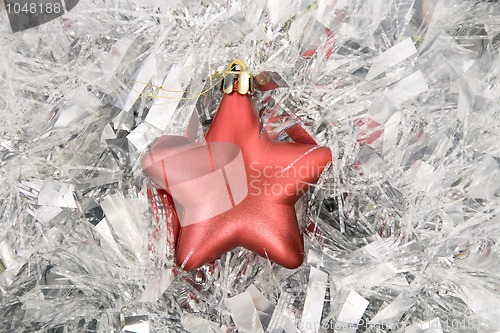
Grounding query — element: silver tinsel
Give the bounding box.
[1,0,500,332]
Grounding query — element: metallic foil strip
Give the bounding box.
[300,267,329,333]
[267,292,296,333]
[227,289,265,333]
[335,290,369,333]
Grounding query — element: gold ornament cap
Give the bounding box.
[221,59,254,95]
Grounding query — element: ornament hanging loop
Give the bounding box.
[222,59,254,95]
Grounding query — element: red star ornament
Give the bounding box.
[142,64,332,271]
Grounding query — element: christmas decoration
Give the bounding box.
[1,0,500,332]
[142,60,332,270]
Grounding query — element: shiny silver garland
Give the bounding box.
[1,0,499,332]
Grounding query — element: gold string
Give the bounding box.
[126,72,225,102]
